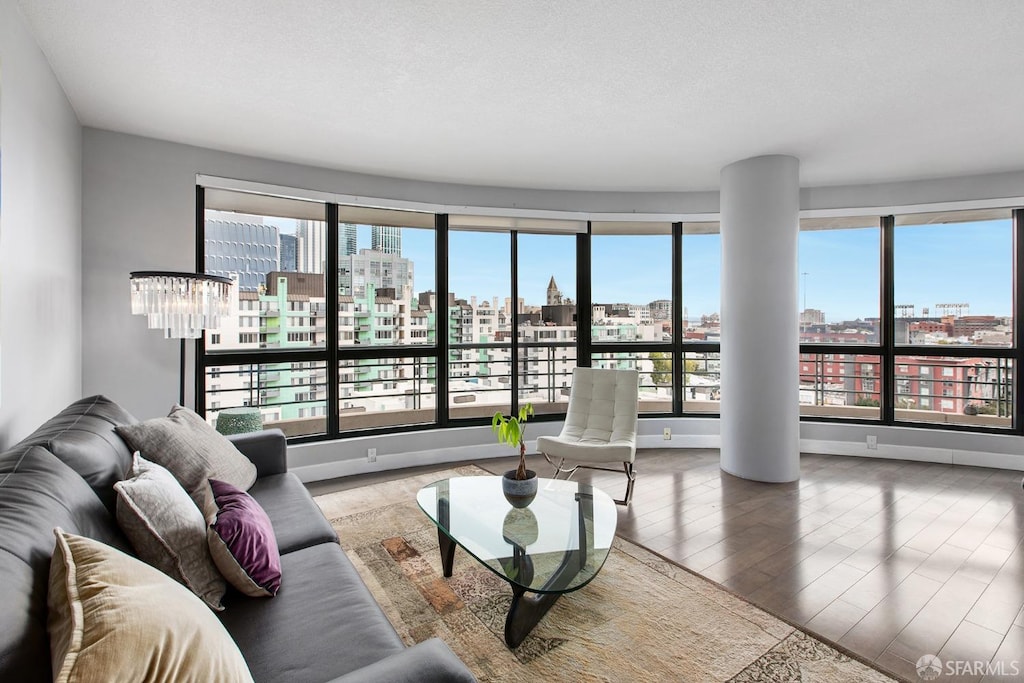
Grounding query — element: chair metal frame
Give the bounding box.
[541,453,636,506]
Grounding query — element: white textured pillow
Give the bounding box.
[48,528,253,683]
[114,454,226,610]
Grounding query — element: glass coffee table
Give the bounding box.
[417,476,617,648]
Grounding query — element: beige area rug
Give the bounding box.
[315,466,896,682]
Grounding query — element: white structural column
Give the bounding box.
[720,155,801,482]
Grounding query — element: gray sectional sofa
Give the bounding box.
[0,395,475,682]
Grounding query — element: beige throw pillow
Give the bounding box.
[115,405,257,508]
[47,528,253,683]
[114,454,226,610]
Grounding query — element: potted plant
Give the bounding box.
[492,403,537,507]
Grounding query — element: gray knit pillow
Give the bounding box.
[116,406,257,509]
[114,454,227,611]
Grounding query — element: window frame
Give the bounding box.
[197,185,1023,441]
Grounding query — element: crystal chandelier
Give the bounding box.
[129,271,233,339]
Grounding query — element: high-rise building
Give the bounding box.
[339,223,357,256]
[204,217,279,291]
[371,226,402,255]
[338,249,414,298]
[296,219,325,273]
[279,233,298,272]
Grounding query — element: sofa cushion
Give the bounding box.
[48,529,253,683]
[116,405,257,509]
[208,479,282,597]
[14,395,138,513]
[114,455,226,610]
[246,473,338,554]
[0,446,129,683]
[218,543,403,683]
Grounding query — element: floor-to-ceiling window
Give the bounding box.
[591,222,673,413]
[446,215,583,421]
[335,206,437,432]
[201,189,330,437]
[798,216,883,421]
[681,222,722,414]
[517,232,578,416]
[892,208,1014,428]
[446,224,512,418]
[199,184,1023,442]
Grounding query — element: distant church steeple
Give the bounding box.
[546,276,562,305]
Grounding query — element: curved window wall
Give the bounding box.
[198,186,1023,441]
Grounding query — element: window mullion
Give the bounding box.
[672,222,683,416]
[436,214,450,426]
[1014,208,1023,433]
[511,230,519,415]
[326,203,340,438]
[881,215,895,424]
[576,226,592,367]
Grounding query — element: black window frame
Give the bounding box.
[196,185,1024,441]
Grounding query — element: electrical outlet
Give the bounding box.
[367,447,377,463]
[866,435,877,450]
[663,427,671,440]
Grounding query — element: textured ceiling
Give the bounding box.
[17,1,1024,192]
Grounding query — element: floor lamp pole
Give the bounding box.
[179,338,187,407]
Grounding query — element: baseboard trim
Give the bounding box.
[800,438,1024,471]
[637,434,720,449]
[291,441,533,483]
[291,436,1024,483]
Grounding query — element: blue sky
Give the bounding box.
[273,219,1014,323]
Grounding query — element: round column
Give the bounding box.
[720,155,801,482]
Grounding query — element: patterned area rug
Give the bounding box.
[314,466,896,682]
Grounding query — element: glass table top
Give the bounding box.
[417,476,618,594]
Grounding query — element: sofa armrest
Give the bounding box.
[226,429,287,477]
[323,639,476,683]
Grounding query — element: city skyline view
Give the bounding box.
[204,200,1015,440]
[260,216,1013,323]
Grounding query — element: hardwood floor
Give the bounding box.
[307,450,1024,682]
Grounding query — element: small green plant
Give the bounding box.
[492,403,534,480]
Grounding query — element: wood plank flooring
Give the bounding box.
[307,450,1024,682]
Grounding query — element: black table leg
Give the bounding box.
[505,585,561,649]
[438,529,456,578]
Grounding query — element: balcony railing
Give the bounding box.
[799,353,882,420]
[893,355,1013,428]
[338,357,437,430]
[591,350,676,413]
[204,346,1016,440]
[205,362,330,438]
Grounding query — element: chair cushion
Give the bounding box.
[246,473,338,554]
[48,529,253,683]
[537,434,635,464]
[218,543,403,683]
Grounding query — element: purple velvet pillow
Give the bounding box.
[206,479,282,597]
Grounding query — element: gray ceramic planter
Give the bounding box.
[502,469,538,508]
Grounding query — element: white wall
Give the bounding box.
[0,1,82,448]
[81,128,1024,476]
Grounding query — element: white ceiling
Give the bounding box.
[17,1,1024,192]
